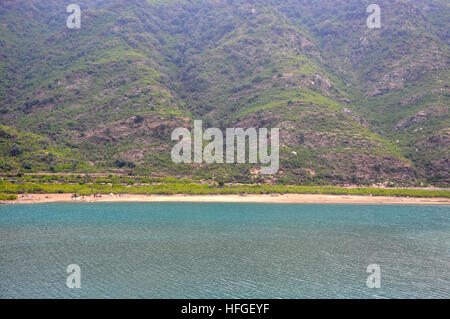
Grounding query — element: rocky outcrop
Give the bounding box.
[395,106,449,131]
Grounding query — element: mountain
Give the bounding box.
[0,124,89,172]
[0,0,448,186]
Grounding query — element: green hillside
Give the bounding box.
[0,0,448,186]
[0,124,89,172]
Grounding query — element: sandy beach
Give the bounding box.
[2,193,449,205]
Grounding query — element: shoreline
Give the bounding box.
[2,193,450,205]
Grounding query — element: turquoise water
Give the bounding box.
[0,202,449,299]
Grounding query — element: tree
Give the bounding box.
[23,162,32,170]
[10,144,22,156]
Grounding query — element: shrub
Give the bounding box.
[10,144,22,156]
[0,193,18,200]
[134,115,144,123]
[23,162,32,170]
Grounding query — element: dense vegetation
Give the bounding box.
[1,181,448,199]
[0,125,90,172]
[0,193,17,200]
[0,175,448,199]
[0,0,448,186]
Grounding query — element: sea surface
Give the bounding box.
[0,202,449,298]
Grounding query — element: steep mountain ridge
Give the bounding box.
[0,0,448,186]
